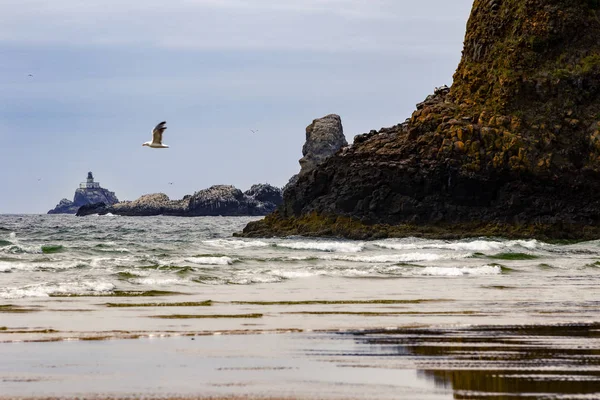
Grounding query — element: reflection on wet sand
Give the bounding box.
[341,323,600,399]
[1,324,599,399]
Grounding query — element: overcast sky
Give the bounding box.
[0,0,474,214]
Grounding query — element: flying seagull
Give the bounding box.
[28,74,33,77]
[250,129,258,134]
[143,121,169,148]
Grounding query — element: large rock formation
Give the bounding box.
[284,114,348,192]
[48,172,119,214]
[77,184,282,217]
[240,0,600,240]
[299,114,347,175]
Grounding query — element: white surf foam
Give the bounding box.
[129,277,186,286]
[202,239,270,249]
[0,244,42,255]
[228,275,284,285]
[413,264,502,277]
[0,281,115,299]
[97,247,130,253]
[269,269,326,279]
[276,241,364,253]
[0,261,16,273]
[374,239,543,252]
[322,252,472,263]
[185,256,235,265]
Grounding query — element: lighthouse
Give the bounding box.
[80,171,101,189]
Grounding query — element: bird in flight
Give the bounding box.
[250,129,258,134]
[28,74,33,77]
[168,182,174,185]
[143,121,169,148]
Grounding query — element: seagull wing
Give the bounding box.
[152,121,167,145]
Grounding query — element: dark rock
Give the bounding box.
[76,202,108,216]
[48,172,118,214]
[244,184,283,207]
[77,184,283,217]
[239,0,600,241]
[299,114,348,175]
[48,199,78,214]
[283,114,348,193]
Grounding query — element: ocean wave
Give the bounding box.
[276,241,365,253]
[373,238,543,252]
[0,280,115,299]
[411,265,503,277]
[227,275,284,285]
[0,244,42,255]
[0,261,15,273]
[94,244,130,253]
[41,245,65,254]
[322,252,471,263]
[129,277,187,286]
[184,256,236,265]
[202,239,270,249]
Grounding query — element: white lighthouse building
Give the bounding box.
[80,171,101,189]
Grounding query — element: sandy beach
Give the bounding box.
[2,323,600,400]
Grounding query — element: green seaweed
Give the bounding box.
[114,271,143,279]
[151,313,263,319]
[0,305,40,313]
[469,252,487,258]
[49,290,185,297]
[584,261,600,268]
[106,300,213,308]
[285,311,478,316]
[41,245,64,254]
[488,253,539,260]
[1,329,58,334]
[537,263,555,270]
[229,299,448,306]
[481,285,514,290]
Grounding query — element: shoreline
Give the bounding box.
[237,212,600,241]
[2,323,599,400]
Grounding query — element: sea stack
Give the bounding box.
[48,172,119,214]
[240,0,600,240]
[76,184,283,217]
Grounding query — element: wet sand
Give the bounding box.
[1,323,599,400]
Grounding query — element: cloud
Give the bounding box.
[0,0,472,52]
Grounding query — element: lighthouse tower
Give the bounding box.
[80,172,100,189]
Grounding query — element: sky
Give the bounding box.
[0,0,474,214]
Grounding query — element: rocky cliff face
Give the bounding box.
[240,0,600,240]
[284,114,348,192]
[48,176,119,214]
[77,184,282,217]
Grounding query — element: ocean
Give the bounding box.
[1,214,599,399]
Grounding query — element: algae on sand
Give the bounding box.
[151,313,263,319]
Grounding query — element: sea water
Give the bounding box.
[1,214,600,399]
[1,213,599,337]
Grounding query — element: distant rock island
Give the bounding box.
[48,172,119,214]
[240,0,600,241]
[76,184,282,217]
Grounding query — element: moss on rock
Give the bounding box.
[240,0,600,241]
